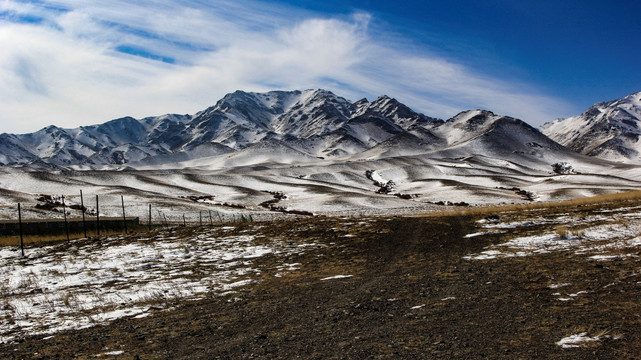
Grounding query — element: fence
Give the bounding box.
[2,191,265,257]
[0,217,140,237]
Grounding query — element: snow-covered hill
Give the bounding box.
[432,110,571,163]
[541,91,641,163]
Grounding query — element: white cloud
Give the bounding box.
[0,0,572,134]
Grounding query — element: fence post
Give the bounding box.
[62,195,70,241]
[121,195,127,234]
[18,203,24,257]
[209,210,213,226]
[96,195,100,237]
[148,204,152,232]
[80,190,87,238]
[199,211,202,227]
[183,214,186,227]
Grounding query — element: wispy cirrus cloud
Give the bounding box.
[0,0,572,133]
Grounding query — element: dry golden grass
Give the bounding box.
[555,225,570,239]
[419,190,641,218]
[0,229,133,246]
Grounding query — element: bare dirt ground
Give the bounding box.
[2,199,641,359]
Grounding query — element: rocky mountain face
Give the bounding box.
[0,89,599,168]
[0,114,193,166]
[541,91,641,163]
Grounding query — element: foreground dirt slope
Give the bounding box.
[3,204,641,359]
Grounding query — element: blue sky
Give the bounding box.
[0,0,639,133]
[329,0,641,102]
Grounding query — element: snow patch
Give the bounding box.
[548,283,571,289]
[556,332,603,348]
[321,275,353,281]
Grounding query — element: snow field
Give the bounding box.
[0,227,321,343]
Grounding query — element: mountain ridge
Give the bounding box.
[0,89,444,167]
[2,89,635,168]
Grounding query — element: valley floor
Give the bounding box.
[2,196,641,359]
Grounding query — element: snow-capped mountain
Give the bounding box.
[0,89,604,169]
[0,89,444,167]
[541,91,641,163]
[0,114,193,165]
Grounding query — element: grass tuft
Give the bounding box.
[556,226,569,239]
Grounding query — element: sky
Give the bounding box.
[1,0,639,134]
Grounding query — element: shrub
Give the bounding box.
[552,162,575,175]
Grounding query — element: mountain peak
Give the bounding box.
[541,90,641,163]
[307,88,336,96]
[451,109,496,118]
[446,110,499,128]
[374,94,392,101]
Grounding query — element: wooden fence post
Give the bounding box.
[209,210,213,226]
[80,190,87,238]
[121,195,127,234]
[62,195,70,241]
[183,214,186,227]
[148,204,152,232]
[18,203,24,257]
[96,195,100,237]
[199,211,202,226]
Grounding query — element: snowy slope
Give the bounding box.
[178,89,354,151]
[355,132,444,160]
[0,133,38,164]
[194,140,322,170]
[541,91,641,163]
[353,95,441,130]
[427,110,612,177]
[270,89,355,137]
